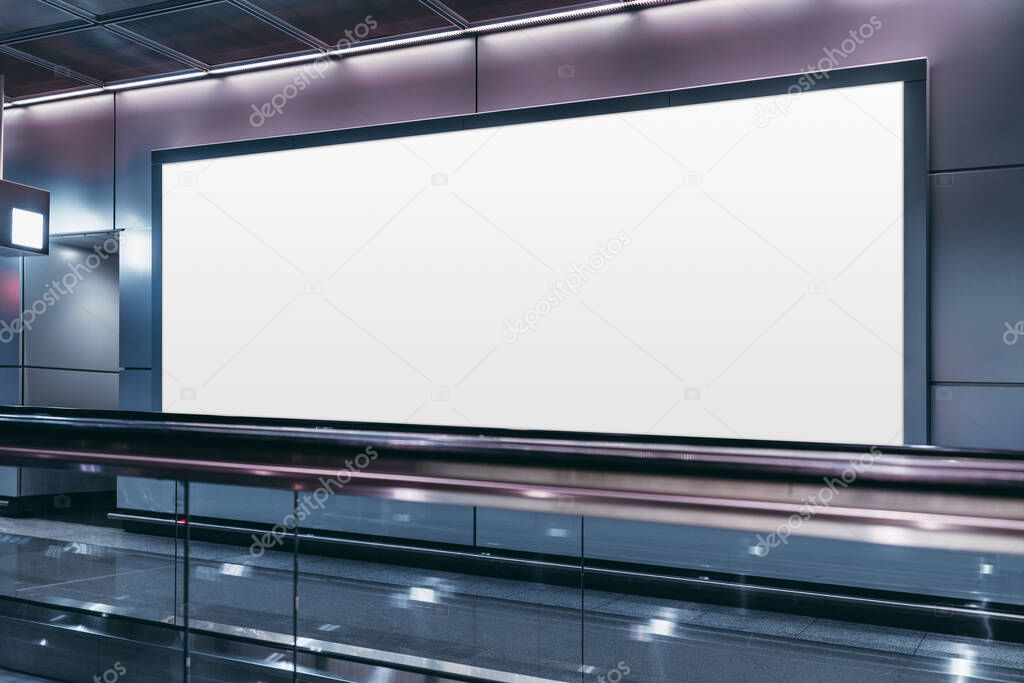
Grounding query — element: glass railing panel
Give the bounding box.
[581,506,1024,682]
[0,471,185,682]
[295,483,585,682]
[184,482,297,682]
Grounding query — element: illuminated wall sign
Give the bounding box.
[0,179,50,256]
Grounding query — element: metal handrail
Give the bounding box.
[0,407,1022,553]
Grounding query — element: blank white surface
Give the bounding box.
[11,208,45,250]
[162,81,905,444]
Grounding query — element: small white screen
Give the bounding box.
[11,208,44,250]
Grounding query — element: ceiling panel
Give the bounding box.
[120,2,310,66]
[14,27,194,82]
[0,52,90,98]
[442,0,589,23]
[0,0,86,37]
[247,0,454,46]
[58,0,197,19]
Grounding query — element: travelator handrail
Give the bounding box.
[0,407,1022,553]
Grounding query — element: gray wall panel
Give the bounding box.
[477,0,1024,172]
[477,509,581,556]
[0,258,21,368]
[0,366,19,406]
[115,39,476,231]
[3,95,114,233]
[0,365,18,495]
[23,239,120,373]
[0,468,16,497]
[19,469,113,496]
[23,368,118,409]
[310,497,474,546]
[119,229,152,369]
[120,369,154,411]
[931,384,1024,450]
[190,483,292,525]
[931,168,1024,383]
[117,476,177,514]
[585,517,1024,605]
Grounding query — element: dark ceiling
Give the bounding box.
[0,0,628,103]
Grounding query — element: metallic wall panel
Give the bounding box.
[0,468,16,497]
[0,367,19,496]
[476,0,1024,172]
[0,366,20,493]
[311,496,474,546]
[116,476,176,514]
[0,365,19,406]
[931,384,1024,450]
[189,483,292,526]
[115,39,476,230]
[0,250,22,368]
[23,367,118,409]
[119,229,152,369]
[18,468,114,496]
[931,167,1024,383]
[143,485,475,545]
[476,508,581,556]
[119,368,154,410]
[584,517,1023,604]
[3,95,115,234]
[23,238,120,373]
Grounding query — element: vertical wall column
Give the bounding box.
[0,74,21,498]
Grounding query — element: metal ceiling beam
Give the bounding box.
[417,0,470,29]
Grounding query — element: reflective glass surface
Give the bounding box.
[0,472,1021,681]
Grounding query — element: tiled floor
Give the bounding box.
[0,518,1022,682]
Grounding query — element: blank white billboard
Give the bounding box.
[162,81,904,444]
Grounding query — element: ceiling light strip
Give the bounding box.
[104,72,207,90]
[209,52,328,75]
[328,29,467,57]
[3,87,105,107]
[3,0,678,108]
